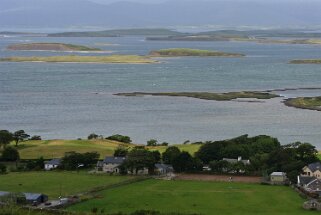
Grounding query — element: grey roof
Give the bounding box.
[23,193,47,201]
[298,175,316,185]
[271,172,286,176]
[307,162,321,172]
[0,191,10,197]
[45,158,61,165]
[155,163,173,170]
[222,158,250,164]
[103,156,126,164]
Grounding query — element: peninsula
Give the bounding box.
[284,97,321,111]
[7,43,101,52]
[0,55,158,64]
[115,91,279,101]
[289,59,321,64]
[149,48,245,57]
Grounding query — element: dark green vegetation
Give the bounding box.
[68,179,315,215]
[290,59,321,64]
[0,172,132,198]
[7,43,101,51]
[284,97,321,111]
[115,91,279,101]
[48,28,183,37]
[0,55,157,64]
[149,48,244,57]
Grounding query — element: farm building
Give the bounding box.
[222,156,250,165]
[44,159,61,170]
[270,172,287,184]
[155,163,174,175]
[23,193,48,205]
[297,175,321,197]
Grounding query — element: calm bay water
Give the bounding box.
[1,35,321,146]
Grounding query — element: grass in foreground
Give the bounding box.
[68,179,315,215]
[16,139,202,159]
[115,91,279,101]
[284,97,321,111]
[149,48,244,57]
[0,171,132,198]
[0,55,157,64]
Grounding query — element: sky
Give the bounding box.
[90,0,312,3]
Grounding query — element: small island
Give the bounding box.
[149,48,245,57]
[115,91,279,101]
[284,97,321,111]
[0,55,158,64]
[289,59,321,64]
[7,43,102,52]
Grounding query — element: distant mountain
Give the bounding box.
[1,0,321,28]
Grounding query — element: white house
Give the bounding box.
[302,162,321,179]
[44,159,61,171]
[97,156,126,174]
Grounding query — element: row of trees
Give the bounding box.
[0,130,41,148]
[88,133,132,144]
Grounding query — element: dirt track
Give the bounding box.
[175,174,262,183]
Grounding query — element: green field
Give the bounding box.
[149,48,245,57]
[68,179,315,215]
[284,97,321,111]
[0,172,132,198]
[0,55,157,64]
[15,139,201,159]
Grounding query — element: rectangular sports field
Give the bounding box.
[68,179,317,215]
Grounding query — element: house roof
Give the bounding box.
[0,191,10,197]
[298,175,316,185]
[307,162,321,172]
[155,163,173,170]
[23,193,47,201]
[222,158,250,164]
[103,156,126,164]
[45,158,61,166]
[271,172,286,176]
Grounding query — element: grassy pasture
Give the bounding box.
[0,171,132,198]
[68,179,316,215]
[16,140,202,159]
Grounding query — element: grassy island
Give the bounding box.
[7,43,101,52]
[115,91,279,101]
[284,97,321,111]
[149,48,245,57]
[0,55,158,64]
[290,59,321,64]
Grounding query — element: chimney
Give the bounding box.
[238,156,242,161]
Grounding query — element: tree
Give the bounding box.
[30,135,41,140]
[172,151,194,173]
[88,133,99,140]
[0,164,6,174]
[123,148,157,175]
[1,146,20,161]
[61,152,99,170]
[147,139,157,146]
[162,146,181,165]
[295,142,318,164]
[0,130,13,148]
[114,146,129,157]
[209,160,230,173]
[195,141,226,164]
[13,130,30,147]
[106,134,132,144]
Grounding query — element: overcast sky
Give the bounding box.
[90,0,313,3]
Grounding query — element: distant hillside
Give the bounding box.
[2,0,321,28]
[48,28,183,37]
